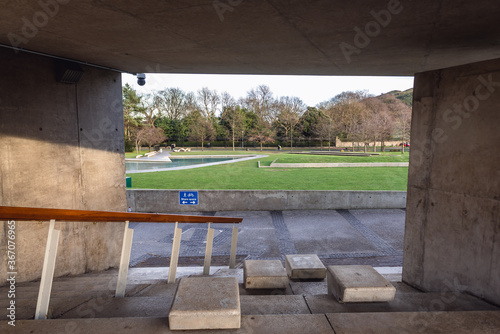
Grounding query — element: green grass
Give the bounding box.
[273,153,409,164]
[127,152,408,190]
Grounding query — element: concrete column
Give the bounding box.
[0,48,126,283]
[403,58,500,305]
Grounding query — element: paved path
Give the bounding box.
[129,209,405,268]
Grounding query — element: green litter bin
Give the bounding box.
[126,177,132,188]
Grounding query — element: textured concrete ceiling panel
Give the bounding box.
[1,0,499,75]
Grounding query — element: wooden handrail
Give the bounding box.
[0,206,242,224]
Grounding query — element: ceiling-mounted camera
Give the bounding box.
[137,73,146,86]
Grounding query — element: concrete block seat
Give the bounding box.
[168,276,240,330]
[244,260,288,289]
[327,265,396,303]
[285,254,327,280]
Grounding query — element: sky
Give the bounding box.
[122,73,414,107]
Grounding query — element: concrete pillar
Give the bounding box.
[0,48,126,283]
[404,58,500,305]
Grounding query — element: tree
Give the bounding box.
[122,84,145,147]
[141,92,164,127]
[187,110,215,151]
[329,91,370,151]
[379,94,411,153]
[221,102,245,151]
[244,85,275,151]
[197,87,220,120]
[138,126,166,152]
[273,96,306,151]
[158,87,189,120]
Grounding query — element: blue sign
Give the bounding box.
[179,191,199,205]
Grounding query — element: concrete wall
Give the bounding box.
[127,190,407,212]
[403,59,500,305]
[335,137,402,148]
[0,49,126,283]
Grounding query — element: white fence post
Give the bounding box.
[35,219,60,320]
[115,221,134,298]
[229,224,239,269]
[203,222,215,275]
[168,222,182,283]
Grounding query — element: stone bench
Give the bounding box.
[169,276,240,330]
[244,260,288,289]
[285,254,326,280]
[327,265,396,303]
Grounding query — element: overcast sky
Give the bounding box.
[122,73,414,107]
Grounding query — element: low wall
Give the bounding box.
[127,190,407,212]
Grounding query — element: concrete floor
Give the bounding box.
[2,266,499,333]
[130,209,405,268]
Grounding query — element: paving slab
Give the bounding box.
[327,311,500,334]
[240,295,310,315]
[0,314,335,334]
[286,254,326,279]
[169,276,240,330]
[244,260,288,289]
[305,292,499,314]
[60,296,172,319]
[289,280,327,295]
[327,265,396,303]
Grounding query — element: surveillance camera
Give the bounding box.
[137,73,146,86]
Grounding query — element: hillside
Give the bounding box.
[385,88,413,107]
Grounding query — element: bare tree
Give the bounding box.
[158,87,189,120]
[273,96,306,151]
[197,87,220,120]
[380,94,412,153]
[187,110,215,151]
[221,93,245,151]
[138,126,166,152]
[329,91,370,151]
[244,85,275,151]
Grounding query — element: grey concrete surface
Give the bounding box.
[244,260,287,289]
[129,209,406,268]
[1,2,499,76]
[169,277,240,330]
[327,265,396,303]
[404,58,500,306]
[306,292,499,314]
[1,314,337,334]
[285,254,326,279]
[127,190,407,212]
[0,48,126,284]
[327,311,500,334]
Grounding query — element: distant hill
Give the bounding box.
[385,88,413,107]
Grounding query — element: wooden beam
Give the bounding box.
[0,206,242,224]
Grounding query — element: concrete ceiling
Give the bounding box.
[1,0,500,76]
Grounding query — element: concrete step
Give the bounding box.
[59,296,171,319]
[327,265,396,303]
[56,293,310,319]
[306,292,499,314]
[169,277,241,330]
[4,311,500,334]
[326,311,500,334]
[1,314,335,334]
[240,295,310,315]
[1,285,151,320]
[0,283,149,301]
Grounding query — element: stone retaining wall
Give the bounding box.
[127,190,407,212]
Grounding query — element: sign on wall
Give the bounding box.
[179,191,199,205]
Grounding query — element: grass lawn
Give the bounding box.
[267,153,409,165]
[126,151,409,191]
